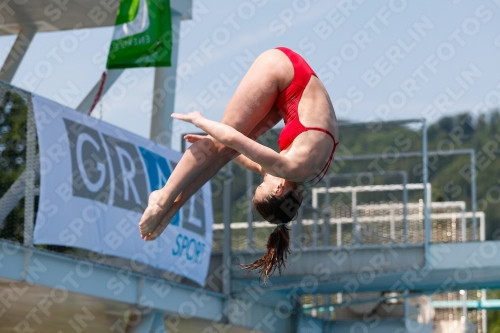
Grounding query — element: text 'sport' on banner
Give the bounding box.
[32,95,213,286]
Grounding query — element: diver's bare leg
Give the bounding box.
[139,50,290,236]
[144,108,282,240]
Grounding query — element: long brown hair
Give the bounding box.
[240,182,303,282]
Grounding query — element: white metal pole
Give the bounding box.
[149,13,181,147]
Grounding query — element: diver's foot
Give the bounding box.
[139,191,170,237]
[143,202,180,241]
[139,205,164,238]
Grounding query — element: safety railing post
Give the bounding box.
[461,204,466,242]
[422,119,430,265]
[294,204,303,248]
[390,208,395,241]
[480,213,485,242]
[312,190,318,248]
[352,190,359,245]
[323,178,330,247]
[402,172,408,243]
[471,151,477,241]
[246,170,253,249]
[222,162,232,297]
[323,181,330,320]
[336,218,342,247]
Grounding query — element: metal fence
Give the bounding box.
[212,196,484,252]
[0,82,35,247]
[205,122,480,256]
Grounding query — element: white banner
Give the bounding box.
[32,95,213,286]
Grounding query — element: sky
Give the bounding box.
[1,0,500,151]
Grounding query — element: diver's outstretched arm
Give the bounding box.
[184,134,265,174]
[173,112,296,178]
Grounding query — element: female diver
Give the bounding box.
[139,47,339,281]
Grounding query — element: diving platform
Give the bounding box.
[0,239,295,333]
[223,241,500,295]
[0,0,191,35]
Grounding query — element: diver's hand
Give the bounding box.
[171,111,203,126]
[183,134,206,143]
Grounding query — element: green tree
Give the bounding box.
[0,91,28,243]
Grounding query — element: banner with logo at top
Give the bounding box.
[106,0,172,69]
[32,95,213,286]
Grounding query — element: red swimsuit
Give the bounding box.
[275,47,339,186]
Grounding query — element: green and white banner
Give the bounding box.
[106,0,172,69]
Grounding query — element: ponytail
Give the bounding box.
[241,183,303,282]
[239,223,291,282]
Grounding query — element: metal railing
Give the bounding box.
[212,199,484,251]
